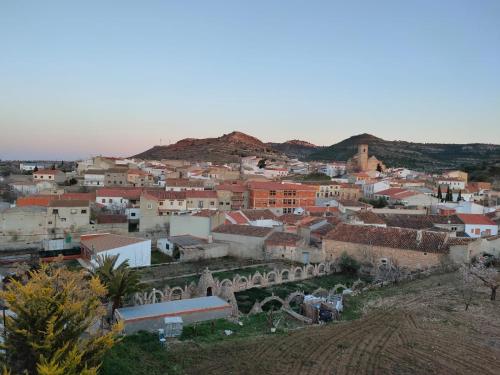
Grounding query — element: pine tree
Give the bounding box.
[457,190,462,202]
[446,186,452,202]
[0,263,121,375]
[437,185,442,201]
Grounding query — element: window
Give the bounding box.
[48,221,53,225]
[52,209,59,215]
[226,202,230,205]
[159,201,163,206]
[81,209,87,214]
[170,200,174,206]
[147,203,152,209]
[269,199,276,206]
[210,201,215,206]
[270,190,276,196]
[131,212,136,217]
[48,176,52,179]
[60,218,66,222]
[101,199,105,203]
[219,202,224,205]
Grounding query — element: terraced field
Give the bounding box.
[171,273,500,375]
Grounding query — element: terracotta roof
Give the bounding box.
[127,169,151,176]
[353,211,386,225]
[81,234,147,253]
[212,224,273,237]
[265,231,302,246]
[457,214,496,226]
[379,214,461,229]
[225,211,249,225]
[375,188,419,199]
[165,178,205,187]
[311,223,335,237]
[96,188,145,199]
[49,200,89,208]
[142,190,186,200]
[192,210,219,217]
[279,214,304,224]
[248,182,317,191]
[305,206,339,215]
[241,209,277,221]
[34,169,62,175]
[186,190,217,198]
[325,223,453,253]
[16,195,54,207]
[338,199,371,208]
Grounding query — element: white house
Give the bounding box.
[81,233,151,268]
[362,180,391,199]
[19,162,48,171]
[84,170,106,187]
[457,214,498,238]
[437,179,466,190]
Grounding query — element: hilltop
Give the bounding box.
[307,133,500,172]
[266,140,323,160]
[133,131,286,163]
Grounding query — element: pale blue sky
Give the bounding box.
[1,0,499,159]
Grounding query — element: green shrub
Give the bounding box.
[338,252,361,275]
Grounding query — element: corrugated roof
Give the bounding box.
[212,224,273,237]
[116,296,231,321]
[81,234,148,252]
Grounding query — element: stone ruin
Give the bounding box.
[133,262,336,316]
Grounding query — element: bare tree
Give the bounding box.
[470,262,500,301]
[457,264,477,311]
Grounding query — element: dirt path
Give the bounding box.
[173,273,500,375]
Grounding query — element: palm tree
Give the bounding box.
[91,255,141,318]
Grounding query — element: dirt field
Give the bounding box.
[172,272,500,375]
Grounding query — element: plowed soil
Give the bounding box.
[173,273,500,375]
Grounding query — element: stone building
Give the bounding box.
[346,144,385,173]
[323,223,462,270]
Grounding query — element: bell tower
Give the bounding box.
[357,144,369,171]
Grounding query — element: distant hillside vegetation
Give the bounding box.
[307,133,500,173]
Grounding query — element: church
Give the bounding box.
[346,144,385,172]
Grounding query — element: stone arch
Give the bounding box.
[260,295,286,309]
[266,271,277,283]
[306,264,315,277]
[318,263,326,274]
[220,279,233,287]
[294,267,303,279]
[280,269,290,281]
[252,273,263,286]
[151,289,165,304]
[170,287,184,300]
[285,291,305,306]
[237,275,249,287]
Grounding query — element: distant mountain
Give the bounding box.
[266,140,323,160]
[133,131,286,163]
[307,133,500,172]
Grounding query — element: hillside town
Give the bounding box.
[1,133,500,374]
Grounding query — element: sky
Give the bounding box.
[1,0,499,160]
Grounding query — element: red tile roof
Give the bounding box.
[457,214,496,226]
[265,232,302,247]
[33,169,61,175]
[142,190,186,200]
[248,182,317,191]
[225,211,249,225]
[16,195,54,207]
[185,190,217,198]
[241,209,277,221]
[192,210,219,217]
[96,188,145,199]
[325,223,453,253]
[212,224,273,237]
[375,188,419,199]
[49,200,89,208]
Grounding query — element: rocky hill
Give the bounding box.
[307,133,500,172]
[266,140,323,160]
[133,131,286,163]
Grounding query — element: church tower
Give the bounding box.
[357,144,369,171]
